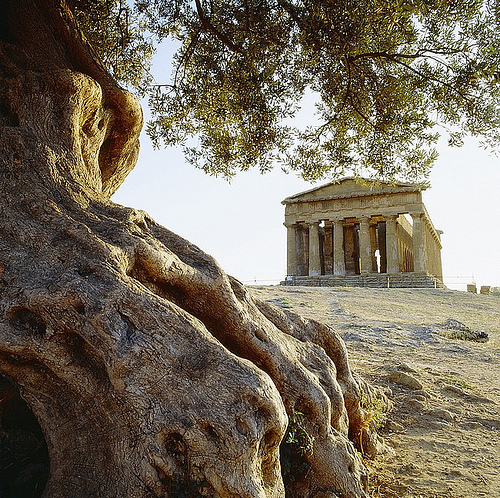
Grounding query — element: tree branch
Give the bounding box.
[346,47,464,63]
[194,0,243,54]
[388,56,470,101]
[173,26,202,88]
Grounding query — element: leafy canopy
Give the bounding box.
[74,0,500,182]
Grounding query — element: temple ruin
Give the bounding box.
[282,178,444,288]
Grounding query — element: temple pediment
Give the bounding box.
[282,178,423,205]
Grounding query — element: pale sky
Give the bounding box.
[113,41,500,292]
[113,130,499,291]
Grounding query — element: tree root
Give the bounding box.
[0,197,390,497]
[0,26,390,493]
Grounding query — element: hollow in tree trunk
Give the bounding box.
[0,1,388,496]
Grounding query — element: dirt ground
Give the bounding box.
[249,285,500,498]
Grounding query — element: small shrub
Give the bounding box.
[360,393,387,429]
[438,319,489,342]
[280,409,314,488]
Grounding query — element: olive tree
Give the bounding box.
[0,1,498,497]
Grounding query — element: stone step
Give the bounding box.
[281,273,445,289]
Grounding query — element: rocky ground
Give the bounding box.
[249,285,500,498]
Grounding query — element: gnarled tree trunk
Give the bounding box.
[0,1,387,496]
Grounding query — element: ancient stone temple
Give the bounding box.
[282,178,444,288]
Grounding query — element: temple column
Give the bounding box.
[323,221,333,274]
[285,223,297,276]
[295,223,308,276]
[308,221,321,276]
[332,219,346,276]
[358,216,372,274]
[385,215,399,274]
[370,225,378,271]
[411,212,427,273]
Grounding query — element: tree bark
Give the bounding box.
[0,1,387,496]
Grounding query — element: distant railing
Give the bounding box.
[242,279,283,286]
[441,275,476,291]
[242,274,481,291]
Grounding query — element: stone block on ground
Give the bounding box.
[388,371,423,390]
